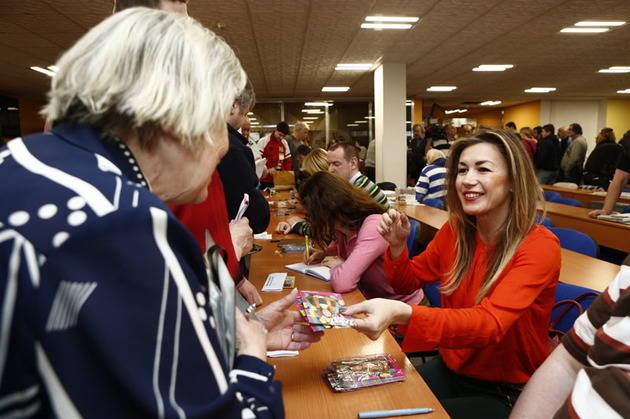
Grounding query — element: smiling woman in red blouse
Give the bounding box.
[345,129,561,419]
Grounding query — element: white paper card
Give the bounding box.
[262,272,287,292]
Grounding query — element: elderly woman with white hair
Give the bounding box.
[415,148,447,204]
[0,8,314,418]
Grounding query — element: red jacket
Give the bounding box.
[170,171,243,285]
[386,221,561,384]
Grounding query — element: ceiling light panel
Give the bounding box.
[426,86,457,92]
[322,87,350,92]
[561,27,609,33]
[335,63,372,71]
[575,21,626,27]
[361,23,412,29]
[472,64,514,72]
[525,87,556,93]
[365,16,419,23]
[617,89,630,94]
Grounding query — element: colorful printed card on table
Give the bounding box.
[296,290,355,331]
[324,353,405,392]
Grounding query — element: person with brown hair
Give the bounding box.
[299,171,423,304]
[345,129,561,418]
[583,127,621,191]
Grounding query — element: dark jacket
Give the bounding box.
[535,134,561,171]
[217,124,270,233]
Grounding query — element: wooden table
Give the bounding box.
[398,203,619,292]
[248,210,449,418]
[539,201,630,254]
[542,184,630,207]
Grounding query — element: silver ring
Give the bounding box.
[291,332,295,341]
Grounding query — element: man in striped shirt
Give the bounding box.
[327,142,390,210]
[511,263,630,417]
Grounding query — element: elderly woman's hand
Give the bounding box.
[343,298,412,341]
[229,217,253,260]
[378,209,411,260]
[257,288,324,351]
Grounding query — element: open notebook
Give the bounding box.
[285,262,331,281]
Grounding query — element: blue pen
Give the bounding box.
[358,408,434,419]
[275,213,286,216]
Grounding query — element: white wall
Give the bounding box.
[540,100,607,157]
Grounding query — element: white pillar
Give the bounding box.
[374,63,407,187]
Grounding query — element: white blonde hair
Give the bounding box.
[43,8,246,150]
[425,149,445,164]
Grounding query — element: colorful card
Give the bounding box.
[324,354,405,392]
[295,290,355,331]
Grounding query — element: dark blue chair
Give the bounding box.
[548,227,599,258]
[623,206,630,214]
[422,198,444,209]
[536,215,554,228]
[550,283,600,334]
[551,197,581,207]
[424,282,441,308]
[407,219,420,258]
[544,191,562,202]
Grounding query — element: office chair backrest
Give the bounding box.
[551,197,581,207]
[422,198,443,209]
[543,191,562,202]
[424,281,441,308]
[550,282,600,333]
[377,181,397,191]
[535,215,553,228]
[548,227,599,258]
[407,219,421,258]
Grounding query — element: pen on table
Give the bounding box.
[275,213,287,217]
[358,408,434,418]
[305,235,310,259]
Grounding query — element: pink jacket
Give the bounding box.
[327,214,424,304]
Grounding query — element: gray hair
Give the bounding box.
[425,148,445,164]
[43,8,246,151]
[236,80,256,113]
[294,121,308,132]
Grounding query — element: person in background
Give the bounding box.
[0,9,322,417]
[292,144,312,186]
[285,121,310,176]
[582,127,620,191]
[560,122,587,184]
[518,127,537,166]
[431,122,457,157]
[532,126,543,142]
[588,130,630,218]
[511,262,630,417]
[365,138,377,182]
[241,116,252,140]
[535,124,561,184]
[415,149,447,204]
[504,121,518,135]
[301,147,329,176]
[462,124,474,137]
[345,129,561,419]
[299,172,424,304]
[258,121,292,188]
[327,141,390,209]
[407,124,425,181]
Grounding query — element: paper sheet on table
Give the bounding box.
[255,158,267,179]
[267,350,299,357]
[254,232,272,240]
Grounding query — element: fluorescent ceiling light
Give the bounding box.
[48,65,58,72]
[250,122,260,125]
[426,86,457,92]
[361,23,412,29]
[445,109,467,114]
[335,63,372,71]
[304,101,332,106]
[524,87,556,93]
[347,124,359,127]
[480,101,502,106]
[354,120,368,124]
[263,125,276,128]
[365,16,419,23]
[30,66,55,77]
[575,21,626,27]
[302,109,324,114]
[599,66,630,73]
[561,27,609,33]
[247,112,253,115]
[322,86,350,92]
[473,64,514,72]
[303,116,319,120]
[364,116,375,119]
[617,89,630,94]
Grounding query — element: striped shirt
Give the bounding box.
[352,174,391,210]
[559,265,630,417]
[415,158,446,202]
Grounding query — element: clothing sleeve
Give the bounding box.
[329,217,389,294]
[218,141,270,234]
[386,225,561,351]
[281,140,292,171]
[561,140,586,172]
[23,208,283,418]
[415,169,430,198]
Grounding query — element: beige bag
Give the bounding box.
[273,171,295,190]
